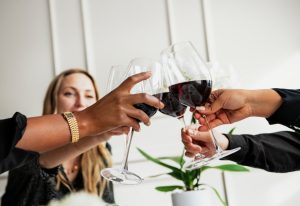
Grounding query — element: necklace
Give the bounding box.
[65,163,79,175]
[64,159,80,175]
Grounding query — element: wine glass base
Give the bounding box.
[183,157,211,171]
[184,147,241,171]
[101,168,143,185]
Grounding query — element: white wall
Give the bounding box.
[0,0,299,206]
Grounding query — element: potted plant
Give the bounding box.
[137,129,249,206]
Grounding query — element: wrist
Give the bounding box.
[219,134,229,150]
[73,111,89,138]
[249,89,282,118]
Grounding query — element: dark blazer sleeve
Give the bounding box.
[1,156,60,206]
[267,89,300,132]
[0,112,27,161]
[223,131,300,173]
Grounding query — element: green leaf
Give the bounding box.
[191,116,197,124]
[228,127,236,134]
[207,185,228,206]
[201,164,249,172]
[155,185,184,192]
[168,171,184,181]
[137,148,183,173]
[158,156,182,165]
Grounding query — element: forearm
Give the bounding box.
[39,135,107,168]
[224,131,300,172]
[16,114,72,152]
[15,113,107,153]
[247,89,282,118]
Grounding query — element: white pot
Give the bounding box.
[171,189,212,206]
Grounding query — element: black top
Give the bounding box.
[1,143,115,206]
[0,112,34,173]
[225,88,300,172]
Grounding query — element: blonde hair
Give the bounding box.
[43,68,112,196]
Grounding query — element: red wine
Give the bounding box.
[169,80,212,108]
[157,92,187,118]
[134,103,157,118]
[133,93,162,118]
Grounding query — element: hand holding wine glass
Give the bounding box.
[101,59,164,184]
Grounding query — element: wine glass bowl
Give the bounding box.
[161,41,240,170]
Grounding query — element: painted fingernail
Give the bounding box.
[196,106,205,111]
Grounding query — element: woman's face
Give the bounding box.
[56,73,97,113]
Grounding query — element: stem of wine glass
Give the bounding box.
[203,115,223,153]
[121,127,134,170]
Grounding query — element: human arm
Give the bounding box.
[182,127,300,173]
[194,89,283,129]
[224,131,300,172]
[266,89,300,131]
[15,71,164,153]
[38,128,127,169]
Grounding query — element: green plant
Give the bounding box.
[138,148,248,206]
[137,128,249,206]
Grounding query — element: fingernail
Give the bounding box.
[145,121,151,126]
[196,106,205,111]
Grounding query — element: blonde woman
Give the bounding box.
[2,69,124,205]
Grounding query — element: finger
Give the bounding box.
[124,117,141,132]
[124,105,151,126]
[121,126,130,134]
[196,91,224,114]
[207,119,225,128]
[194,111,201,120]
[185,144,202,153]
[181,133,192,144]
[188,130,212,143]
[185,151,195,158]
[130,93,164,109]
[118,72,152,92]
[198,125,209,131]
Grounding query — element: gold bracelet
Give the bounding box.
[62,112,80,143]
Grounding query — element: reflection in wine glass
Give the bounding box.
[161,41,240,171]
[101,59,163,184]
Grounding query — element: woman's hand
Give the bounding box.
[181,125,229,158]
[77,72,164,137]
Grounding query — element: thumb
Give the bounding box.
[118,71,151,92]
[197,98,223,115]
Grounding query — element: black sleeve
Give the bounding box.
[103,142,115,204]
[267,89,300,132]
[223,131,300,172]
[0,112,27,161]
[0,148,38,174]
[1,157,60,206]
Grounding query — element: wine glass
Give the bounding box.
[157,62,188,126]
[161,41,240,171]
[101,65,141,184]
[101,59,163,184]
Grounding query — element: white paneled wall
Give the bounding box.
[0,0,299,206]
